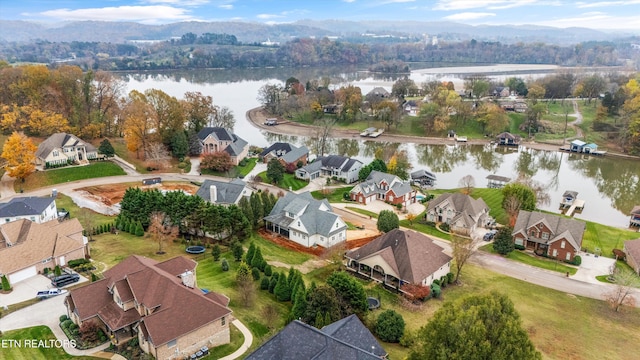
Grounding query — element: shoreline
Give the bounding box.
[246,107,638,159]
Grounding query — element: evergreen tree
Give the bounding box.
[170,130,189,159]
[315,312,325,328]
[245,242,256,265]
[327,271,368,314]
[324,312,332,327]
[221,258,230,271]
[274,272,291,302]
[260,276,270,290]
[251,247,265,271]
[212,244,221,261]
[266,157,285,184]
[409,292,541,360]
[238,196,254,227]
[264,265,273,277]
[135,221,144,236]
[377,210,400,233]
[291,287,308,320]
[231,241,244,261]
[268,272,280,294]
[1,275,11,291]
[250,193,263,228]
[375,310,405,343]
[252,267,261,281]
[493,227,515,255]
[98,139,115,158]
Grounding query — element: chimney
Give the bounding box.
[209,185,217,203]
[180,270,195,288]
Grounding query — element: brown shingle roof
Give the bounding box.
[624,239,640,267]
[512,211,586,250]
[0,218,85,275]
[97,301,141,330]
[68,278,112,321]
[345,229,452,284]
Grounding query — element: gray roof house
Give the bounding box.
[195,179,253,206]
[295,155,363,184]
[245,314,386,360]
[512,210,586,262]
[346,229,452,288]
[623,239,640,275]
[263,192,347,248]
[350,170,416,208]
[425,193,490,235]
[411,169,437,187]
[36,132,98,168]
[0,196,58,224]
[259,142,309,165]
[197,127,249,166]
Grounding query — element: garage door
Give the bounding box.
[9,266,37,284]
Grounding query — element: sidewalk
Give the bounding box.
[219,319,254,360]
[0,172,16,199]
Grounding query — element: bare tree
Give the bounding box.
[145,142,171,170]
[321,241,347,267]
[313,117,336,156]
[503,195,521,227]
[148,212,178,255]
[604,267,639,312]
[452,235,481,283]
[261,303,280,330]
[77,209,96,242]
[210,105,235,130]
[458,175,476,195]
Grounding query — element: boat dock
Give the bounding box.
[565,199,585,217]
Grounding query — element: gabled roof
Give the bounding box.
[0,196,55,217]
[630,206,640,216]
[352,171,413,198]
[571,139,586,146]
[345,229,452,284]
[68,255,232,348]
[260,142,309,164]
[245,316,385,360]
[0,218,85,275]
[299,155,362,175]
[624,239,640,265]
[263,192,344,237]
[427,193,488,218]
[512,211,586,250]
[196,179,249,204]
[197,127,247,157]
[486,174,510,183]
[36,133,96,159]
[411,169,437,181]
[562,190,578,198]
[367,87,389,97]
[496,132,520,140]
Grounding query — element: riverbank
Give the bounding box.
[246,107,639,160]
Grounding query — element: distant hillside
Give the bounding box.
[0,19,628,45]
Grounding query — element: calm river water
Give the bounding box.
[117,65,640,229]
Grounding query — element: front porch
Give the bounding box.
[345,260,407,294]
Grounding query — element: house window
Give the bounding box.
[297,221,300,227]
[389,196,394,201]
[561,241,566,249]
[221,316,226,325]
[30,216,35,221]
[553,249,558,257]
[167,339,177,348]
[53,151,59,157]
[566,252,571,261]
[541,232,549,240]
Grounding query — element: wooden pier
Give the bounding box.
[565,199,585,217]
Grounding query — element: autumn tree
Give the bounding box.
[145,142,171,170]
[622,76,640,154]
[451,234,481,283]
[335,85,362,123]
[409,292,541,360]
[183,91,216,132]
[201,151,233,172]
[391,77,418,98]
[1,132,37,182]
[387,150,412,180]
[477,102,509,135]
[604,266,639,312]
[458,175,475,195]
[148,212,178,255]
[123,90,155,159]
[144,89,185,146]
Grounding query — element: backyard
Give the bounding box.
[17,162,126,192]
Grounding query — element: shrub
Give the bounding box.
[439,276,448,288]
[446,272,455,284]
[43,268,50,275]
[343,192,350,200]
[54,265,62,276]
[439,223,450,232]
[268,273,279,293]
[211,244,221,261]
[430,283,441,298]
[400,328,417,348]
[221,259,230,272]
[515,244,526,250]
[264,265,273,277]
[59,315,69,322]
[432,279,440,286]
[1,275,12,291]
[260,277,270,290]
[252,268,261,281]
[572,255,582,266]
[61,319,73,329]
[375,310,405,343]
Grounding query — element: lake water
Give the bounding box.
[117,65,640,229]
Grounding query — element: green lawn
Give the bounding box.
[110,138,150,174]
[257,171,308,191]
[18,162,126,192]
[237,158,258,177]
[481,244,578,275]
[400,217,452,239]
[1,326,99,360]
[345,206,379,219]
[311,186,353,202]
[582,220,639,258]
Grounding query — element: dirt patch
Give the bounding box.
[77,182,200,206]
[257,228,325,256]
[346,235,380,250]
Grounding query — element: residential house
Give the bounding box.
[245,314,386,359]
[623,239,640,275]
[0,196,58,224]
[259,143,309,167]
[486,175,510,189]
[366,87,390,99]
[630,206,640,227]
[350,171,416,208]
[263,192,347,248]
[403,100,419,116]
[583,143,599,154]
[512,210,586,262]
[493,86,510,97]
[570,140,586,152]
[195,179,253,206]
[411,169,437,187]
[36,133,98,167]
[345,229,452,288]
[295,155,363,184]
[197,127,248,166]
[496,132,521,146]
[0,218,87,284]
[425,193,490,235]
[65,255,233,360]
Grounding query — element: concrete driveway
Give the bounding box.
[572,252,616,285]
[0,273,89,308]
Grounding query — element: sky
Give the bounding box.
[1,0,639,31]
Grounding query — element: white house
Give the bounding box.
[295,155,363,184]
[263,192,347,248]
[36,133,98,168]
[0,196,58,224]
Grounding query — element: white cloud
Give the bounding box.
[219,4,233,10]
[444,12,496,20]
[143,0,210,5]
[343,0,357,2]
[37,5,195,22]
[576,0,640,8]
[257,13,283,20]
[433,0,550,11]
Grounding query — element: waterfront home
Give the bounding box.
[512,210,585,262]
[486,175,510,188]
[425,193,490,235]
[259,142,309,167]
[350,171,416,208]
[197,127,248,165]
[345,229,452,288]
[0,218,87,285]
[295,155,363,184]
[624,239,640,275]
[65,255,232,360]
[496,132,521,146]
[263,192,347,248]
[411,169,437,187]
[36,132,98,168]
[630,206,640,227]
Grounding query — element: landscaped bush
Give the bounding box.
[430,283,441,298]
[221,259,230,271]
[2,275,12,291]
[252,267,261,281]
[375,310,405,343]
[432,279,440,286]
[260,277,270,290]
[439,276,448,288]
[515,244,526,250]
[61,319,73,329]
[264,265,272,277]
[446,272,454,284]
[569,255,582,266]
[439,223,450,232]
[59,315,69,322]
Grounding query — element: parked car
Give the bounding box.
[36,288,68,299]
[51,274,80,287]
[483,230,498,241]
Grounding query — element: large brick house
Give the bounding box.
[512,211,586,262]
[197,127,248,166]
[349,171,416,208]
[65,255,233,360]
[0,218,87,285]
[259,142,309,167]
[425,193,490,235]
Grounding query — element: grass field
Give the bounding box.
[1,326,99,360]
[311,185,353,202]
[18,162,126,192]
[582,221,639,258]
[257,171,308,191]
[110,138,149,174]
[237,158,257,177]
